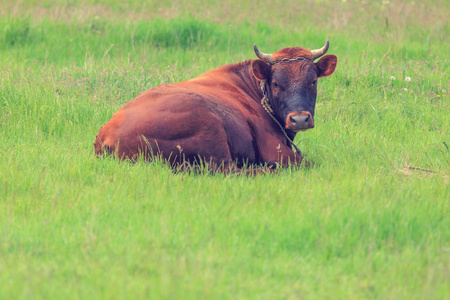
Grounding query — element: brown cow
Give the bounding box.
[94,41,337,174]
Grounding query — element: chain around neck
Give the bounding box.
[269,56,312,65]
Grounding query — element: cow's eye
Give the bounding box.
[312,80,317,85]
[272,82,279,88]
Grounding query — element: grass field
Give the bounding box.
[1,0,449,299]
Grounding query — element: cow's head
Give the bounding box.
[251,41,337,132]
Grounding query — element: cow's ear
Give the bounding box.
[315,55,337,78]
[251,59,271,81]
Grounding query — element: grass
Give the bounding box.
[0,0,449,299]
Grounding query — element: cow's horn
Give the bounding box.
[254,44,273,64]
[311,40,329,60]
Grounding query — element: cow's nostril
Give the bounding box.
[290,116,296,125]
[303,115,309,123]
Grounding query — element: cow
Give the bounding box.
[94,41,337,174]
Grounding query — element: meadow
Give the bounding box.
[0,0,449,299]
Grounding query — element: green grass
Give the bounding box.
[1,0,449,299]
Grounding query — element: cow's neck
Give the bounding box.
[220,60,263,102]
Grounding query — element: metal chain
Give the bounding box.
[259,81,302,156]
[269,57,312,65]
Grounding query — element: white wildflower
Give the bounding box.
[405,77,411,81]
[401,88,408,91]
[390,76,396,81]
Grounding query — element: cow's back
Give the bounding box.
[94,74,259,166]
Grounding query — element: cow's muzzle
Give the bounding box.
[285,112,314,132]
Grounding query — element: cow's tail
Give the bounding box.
[94,135,115,156]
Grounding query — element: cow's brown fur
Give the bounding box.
[94,45,337,174]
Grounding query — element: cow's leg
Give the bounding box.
[249,125,307,169]
[162,132,275,175]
